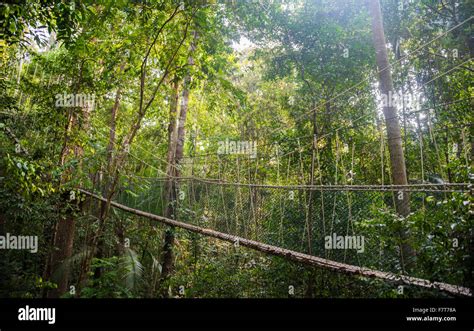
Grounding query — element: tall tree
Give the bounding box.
[161,31,198,281]
[368,0,414,270]
[46,53,96,297]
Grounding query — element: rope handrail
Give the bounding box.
[79,188,472,297]
[122,176,471,192]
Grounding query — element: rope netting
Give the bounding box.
[80,176,472,296]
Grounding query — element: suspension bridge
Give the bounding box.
[78,177,472,297]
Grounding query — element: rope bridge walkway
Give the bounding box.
[79,180,472,297]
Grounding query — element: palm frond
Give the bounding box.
[119,248,144,291]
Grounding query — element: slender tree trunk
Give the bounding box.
[161,79,180,280]
[47,105,90,298]
[107,88,122,168]
[94,87,123,280]
[165,79,180,178]
[305,104,319,298]
[47,205,76,298]
[46,62,92,297]
[369,0,414,270]
[161,31,198,281]
[109,87,125,257]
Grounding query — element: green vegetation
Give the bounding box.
[1,0,472,298]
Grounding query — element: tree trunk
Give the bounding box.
[107,88,122,167]
[161,79,181,280]
[47,205,76,298]
[369,0,414,270]
[165,79,180,178]
[47,105,90,298]
[94,87,123,280]
[161,31,198,281]
[304,104,318,298]
[46,62,92,297]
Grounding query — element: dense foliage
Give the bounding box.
[0,0,472,298]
